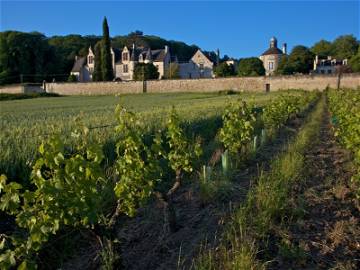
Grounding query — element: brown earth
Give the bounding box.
[274,104,360,269]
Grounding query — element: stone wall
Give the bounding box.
[0,84,45,94]
[36,73,360,96]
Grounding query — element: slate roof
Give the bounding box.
[71,57,86,72]
[116,47,167,63]
[261,47,283,56]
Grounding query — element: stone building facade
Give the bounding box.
[312,55,348,74]
[71,46,214,81]
[259,37,287,76]
[178,49,214,79]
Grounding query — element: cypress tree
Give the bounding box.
[93,41,103,81]
[101,17,114,81]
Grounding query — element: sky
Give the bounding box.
[1,0,359,58]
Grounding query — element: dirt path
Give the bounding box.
[117,108,312,270]
[277,103,360,269]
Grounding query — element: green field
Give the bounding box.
[0,91,288,180]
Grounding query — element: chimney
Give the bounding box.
[216,48,220,65]
[165,45,169,54]
[132,43,135,50]
[282,43,287,54]
[75,55,78,61]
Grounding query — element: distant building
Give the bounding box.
[71,46,214,81]
[178,49,214,79]
[259,37,287,75]
[313,55,348,74]
[71,44,171,81]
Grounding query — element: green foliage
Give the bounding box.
[349,47,360,72]
[93,41,103,81]
[101,17,114,81]
[0,31,58,84]
[327,89,360,197]
[67,74,77,82]
[165,108,202,174]
[214,62,236,77]
[277,45,314,75]
[133,63,160,81]
[113,105,161,217]
[311,39,332,58]
[262,95,301,131]
[0,126,106,268]
[237,57,265,76]
[219,100,256,155]
[331,35,359,60]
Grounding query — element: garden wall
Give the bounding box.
[2,73,359,95]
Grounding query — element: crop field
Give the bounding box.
[0,89,359,270]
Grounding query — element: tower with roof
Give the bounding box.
[259,37,287,75]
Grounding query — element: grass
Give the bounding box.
[192,95,324,269]
[0,92,60,101]
[1,91,297,181]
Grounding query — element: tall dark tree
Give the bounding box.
[101,17,114,81]
[237,57,265,76]
[215,62,236,77]
[276,46,314,75]
[93,41,103,81]
[133,63,159,80]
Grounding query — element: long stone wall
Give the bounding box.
[3,73,359,95]
[0,84,45,94]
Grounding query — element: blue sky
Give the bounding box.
[1,1,359,58]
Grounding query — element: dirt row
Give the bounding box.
[275,103,360,269]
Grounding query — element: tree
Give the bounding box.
[93,41,103,81]
[101,17,114,81]
[133,63,159,80]
[349,47,360,72]
[276,46,314,75]
[311,39,332,58]
[331,35,359,59]
[67,74,77,82]
[163,63,180,79]
[215,62,236,77]
[237,57,265,76]
[275,55,294,75]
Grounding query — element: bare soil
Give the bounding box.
[274,105,360,269]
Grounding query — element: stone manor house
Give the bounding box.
[71,44,214,81]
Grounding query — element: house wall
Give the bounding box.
[260,54,283,75]
[44,73,359,95]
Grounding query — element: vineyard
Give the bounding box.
[0,89,359,269]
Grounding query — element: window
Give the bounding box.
[123,64,128,73]
[327,70,332,74]
[123,53,128,61]
[199,63,204,70]
[268,61,274,70]
[88,56,93,64]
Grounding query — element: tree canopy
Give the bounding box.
[276,45,314,75]
[215,62,236,77]
[237,58,265,76]
[311,40,332,58]
[133,63,159,80]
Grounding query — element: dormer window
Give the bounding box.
[88,56,93,64]
[123,53,128,61]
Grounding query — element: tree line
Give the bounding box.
[0,19,201,85]
[0,22,359,85]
